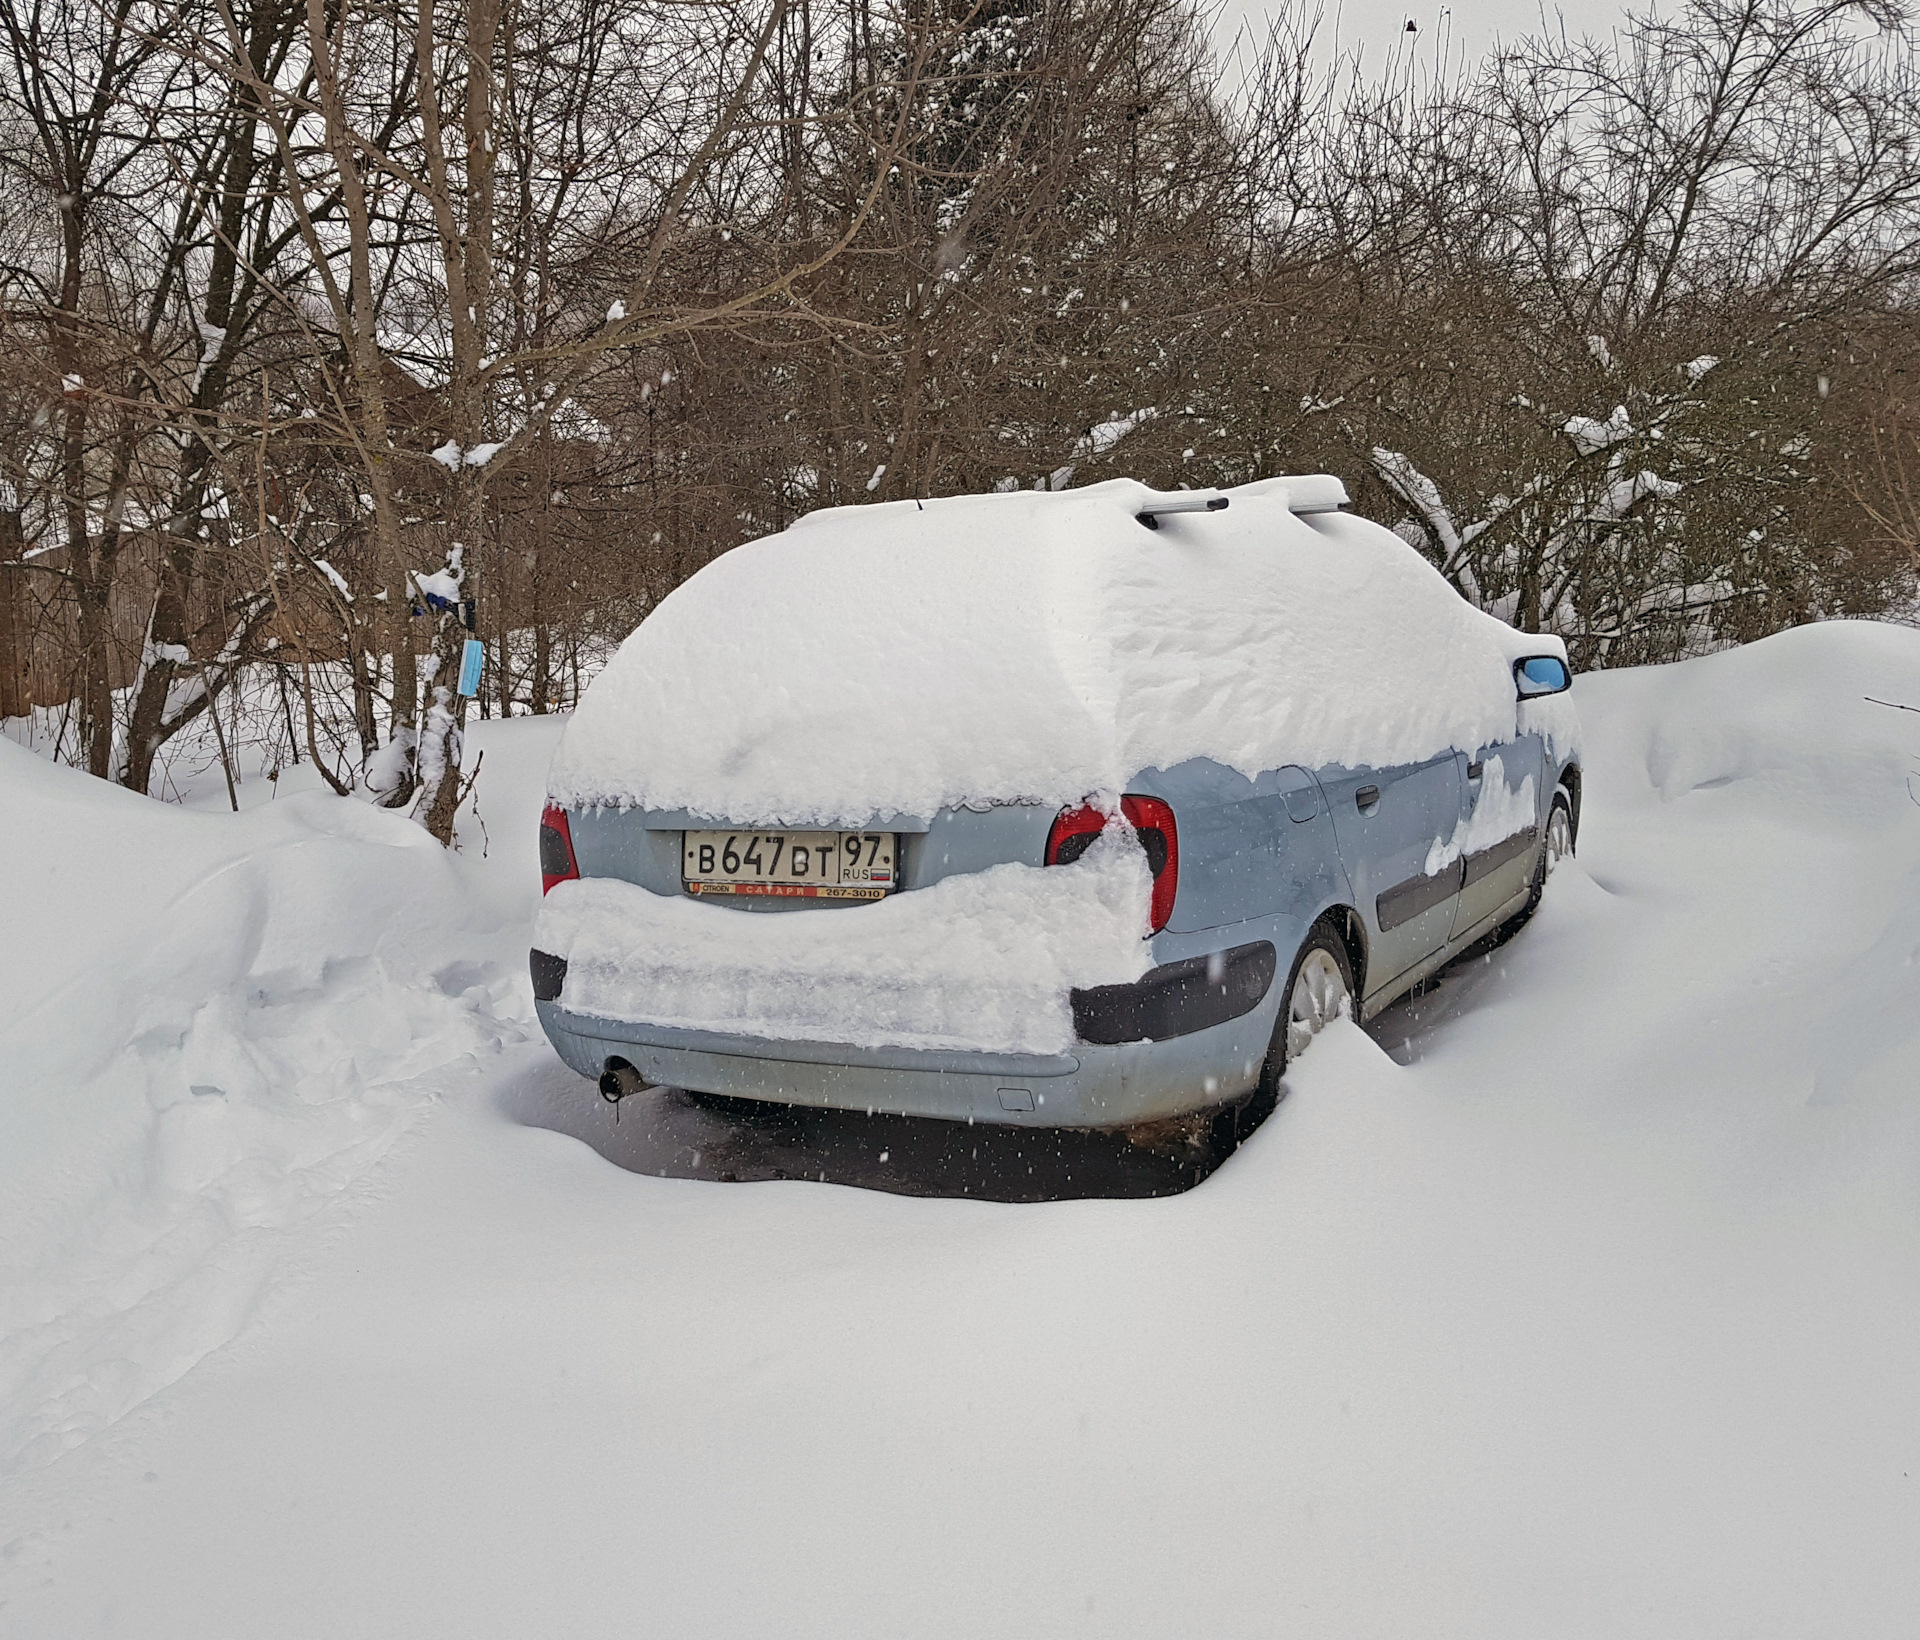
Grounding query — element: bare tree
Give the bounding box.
[6,0,1919,811]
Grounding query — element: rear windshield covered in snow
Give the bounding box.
[547,477,1553,824]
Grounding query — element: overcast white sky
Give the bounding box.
[1208,0,1627,77]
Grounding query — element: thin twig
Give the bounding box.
[204,664,240,811]
[452,748,487,856]
[1865,696,1920,714]
[300,653,354,796]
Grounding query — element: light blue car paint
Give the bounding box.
[534,665,1579,1128]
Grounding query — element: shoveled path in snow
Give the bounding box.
[4,623,1920,1638]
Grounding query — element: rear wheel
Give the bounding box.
[1256,917,1357,1101]
[1130,920,1355,1161]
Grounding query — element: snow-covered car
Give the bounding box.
[529,476,1580,1129]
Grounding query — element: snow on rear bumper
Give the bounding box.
[531,944,1279,1128]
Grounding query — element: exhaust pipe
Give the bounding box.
[599,1057,652,1105]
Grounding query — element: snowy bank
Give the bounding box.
[0,736,535,1475]
[6,622,1920,1640]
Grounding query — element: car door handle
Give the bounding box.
[1467,761,1483,780]
[1355,784,1380,812]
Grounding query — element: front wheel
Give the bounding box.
[1256,917,1357,1101]
[1544,788,1574,871]
[1502,784,1574,937]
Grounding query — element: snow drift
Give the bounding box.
[547,477,1567,822]
[0,737,533,1475]
[539,822,1154,1053]
[7,622,1920,1640]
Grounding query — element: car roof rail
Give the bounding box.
[1135,494,1229,530]
[1269,474,1350,515]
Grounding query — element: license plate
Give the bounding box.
[682,829,896,900]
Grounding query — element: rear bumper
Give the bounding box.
[531,942,1279,1127]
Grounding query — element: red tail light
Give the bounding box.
[539,803,580,894]
[1045,794,1180,934]
[1044,803,1107,867]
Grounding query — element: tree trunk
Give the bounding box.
[74,571,116,779]
[0,514,24,721]
[529,622,550,716]
[1519,545,1543,634]
[350,635,379,762]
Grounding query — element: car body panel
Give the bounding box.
[567,808,684,897]
[901,804,1055,892]
[1452,734,1547,940]
[536,738,1577,1123]
[568,801,1056,912]
[536,917,1295,1128]
[1318,751,1469,1006]
[1139,760,1349,935]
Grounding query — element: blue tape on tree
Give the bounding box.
[457,637,484,697]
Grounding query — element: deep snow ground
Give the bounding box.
[3,622,1920,1637]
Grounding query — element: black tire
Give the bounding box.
[1254,916,1358,1103]
[1500,784,1574,938]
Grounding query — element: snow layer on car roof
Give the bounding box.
[547,477,1561,823]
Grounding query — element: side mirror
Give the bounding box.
[1514,655,1571,698]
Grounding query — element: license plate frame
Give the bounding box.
[681,829,897,900]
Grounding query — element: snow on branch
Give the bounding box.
[310,557,353,602]
[1077,408,1159,458]
[430,441,507,470]
[1564,405,1636,456]
[408,543,465,609]
[1369,447,1500,604]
